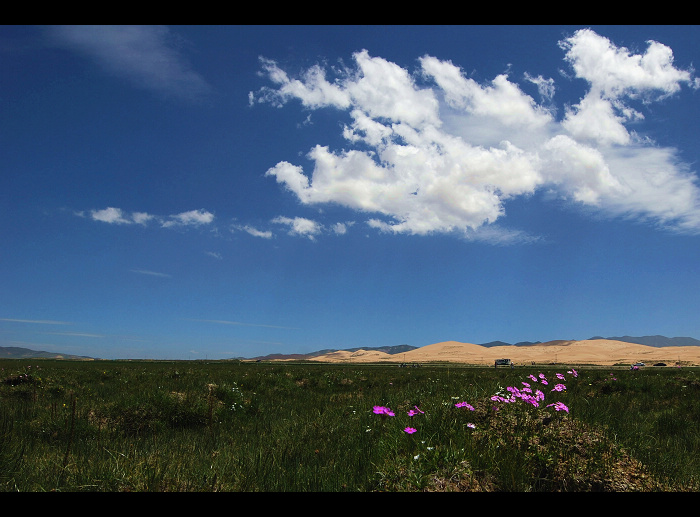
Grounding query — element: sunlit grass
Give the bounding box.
[1,359,698,491]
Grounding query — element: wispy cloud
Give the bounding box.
[130,269,172,278]
[87,207,214,229]
[47,25,211,102]
[44,331,105,338]
[90,207,135,225]
[271,216,323,240]
[161,209,215,228]
[236,224,273,239]
[253,29,700,241]
[0,318,72,325]
[188,319,301,330]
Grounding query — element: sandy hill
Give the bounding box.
[308,339,700,366]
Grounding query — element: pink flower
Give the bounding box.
[567,369,578,378]
[404,427,417,434]
[373,406,394,417]
[556,373,565,380]
[546,402,569,413]
[455,402,474,410]
[466,423,476,429]
[552,383,566,392]
[524,396,540,407]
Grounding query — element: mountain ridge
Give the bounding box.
[3,335,699,361]
[248,335,700,360]
[0,346,97,361]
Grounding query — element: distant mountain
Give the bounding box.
[479,340,542,347]
[248,344,418,361]
[589,335,700,347]
[308,344,417,357]
[250,336,700,362]
[0,346,97,360]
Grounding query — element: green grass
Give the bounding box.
[1,359,698,491]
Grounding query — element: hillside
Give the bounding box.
[306,339,700,366]
[0,346,97,361]
[250,335,699,362]
[590,335,700,347]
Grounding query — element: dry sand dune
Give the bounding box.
[308,339,700,366]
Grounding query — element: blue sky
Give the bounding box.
[2,25,700,360]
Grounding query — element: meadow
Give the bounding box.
[1,358,699,491]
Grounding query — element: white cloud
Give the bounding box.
[254,29,700,239]
[559,29,697,147]
[253,57,351,109]
[47,25,211,101]
[130,269,171,278]
[0,318,72,325]
[332,221,354,235]
[132,212,154,225]
[420,55,554,129]
[559,28,694,100]
[187,318,301,330]
[240,225,273,239]
[162,209,215,228]
[87,207,214,229]
[271,216,323,240]
[90,207,133,224]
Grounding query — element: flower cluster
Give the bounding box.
[490,370,577,413]
[371,369,579,436]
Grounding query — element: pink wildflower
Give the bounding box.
[546,401,569,413]
[404,427,417,434]
[455,402,475,410]
[373,406,394,417]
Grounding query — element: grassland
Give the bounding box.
[1,359,699,491]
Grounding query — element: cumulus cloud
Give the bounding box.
[47,25,211,101]
[252,29,700,240]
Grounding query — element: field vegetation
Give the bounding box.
[1,359,699,491]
